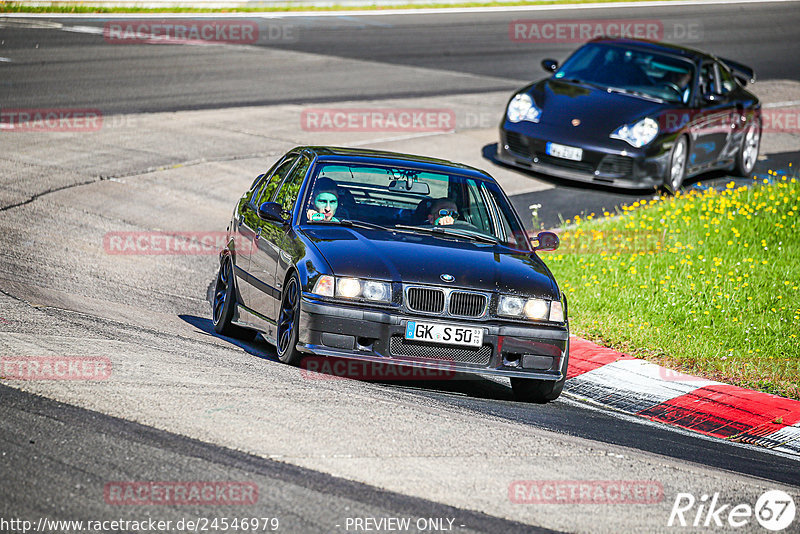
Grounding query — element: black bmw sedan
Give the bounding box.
[213,147,569,403]
[497,38,761,191]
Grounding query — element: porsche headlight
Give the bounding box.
[610,117,659,147]
[507,93,541,123]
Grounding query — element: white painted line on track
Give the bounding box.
[60,25,105,34]
[0,57,12,62]
[764,100,800,108]
[347,131,445,147]
[3,0,799,19]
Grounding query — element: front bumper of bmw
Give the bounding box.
[296,295,569,381]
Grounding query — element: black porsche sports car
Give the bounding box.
[497,38,761,190]
[213,147,570,403]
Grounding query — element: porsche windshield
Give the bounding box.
[555,43,697,104]
[302,163,531,250]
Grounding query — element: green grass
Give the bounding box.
[0,0,681,13]
[543,170,800,399]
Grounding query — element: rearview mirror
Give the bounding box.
[388,180,430,195]
[541,59,558,73]
[532,231,559,252]
[257,202,287,224]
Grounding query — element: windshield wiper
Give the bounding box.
[309,219,391,231]
[394,224,498,244]
[339,219,392,231]
[605,86,665,103]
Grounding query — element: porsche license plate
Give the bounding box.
[546,142,583,161]
[405,321,483,348]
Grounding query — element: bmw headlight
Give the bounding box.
[498,295,563,322]
[362,280,390,301]
[312,275,391,303]
[507,94,541,123]
[610,117,659,148]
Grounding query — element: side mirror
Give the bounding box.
[532,231,559,252]
[541,59,558,73]
[257,202,287,224]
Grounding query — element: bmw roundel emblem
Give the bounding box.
[441,274,455,282]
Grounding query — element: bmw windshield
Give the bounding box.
[301,162,531,250]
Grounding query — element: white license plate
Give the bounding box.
[546,142,583,161]
[404,321,483,348]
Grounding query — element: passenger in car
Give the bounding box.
[306,177,340,222]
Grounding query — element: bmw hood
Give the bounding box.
[303,226,560,300]
[514,79,668,138]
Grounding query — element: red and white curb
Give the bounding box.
[565,336,800,456]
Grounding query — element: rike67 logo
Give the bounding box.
[668,490,796,531]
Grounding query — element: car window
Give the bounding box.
[301,162,530,250]
[274,156,310,214]
[717,63,737,94]
[462,180,494,235]
[253,156,297,206]
[698,63,717,96]
[555,42,695,104]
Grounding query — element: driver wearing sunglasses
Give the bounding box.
[427,198,459,226]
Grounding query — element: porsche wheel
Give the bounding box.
[212,255,257,341]
[733,118,761,177]
[665,136,688,193]
[276,272,302,365]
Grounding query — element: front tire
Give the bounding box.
[276,272,302,366]
[733,118,761,177]
[665,135,688,194]
[212,255,257,341]
[510,347,570,403]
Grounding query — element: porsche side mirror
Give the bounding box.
[541,59,558,73]
[257,202,287,224]
[532,231,559,252]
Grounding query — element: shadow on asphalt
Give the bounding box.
[181,314,518,403]
[179,313,280,363]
